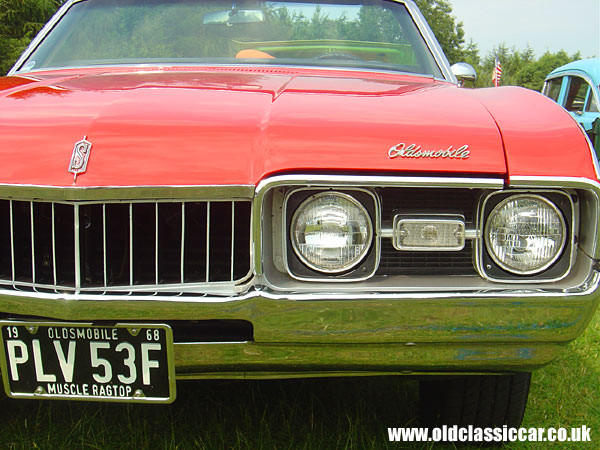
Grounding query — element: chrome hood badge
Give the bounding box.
[388,143,470,160]
[68,136,92,181]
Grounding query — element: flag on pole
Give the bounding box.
[492,56,502,87]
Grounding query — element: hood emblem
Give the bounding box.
[68,136,92,181]
[388,143,470,160]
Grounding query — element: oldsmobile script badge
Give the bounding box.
[68,136,92,181]
[388,143,470,160]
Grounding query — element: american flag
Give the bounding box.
[492,56,502,87]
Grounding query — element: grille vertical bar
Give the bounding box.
[13,201,33,283]
[30,202,36,288]
[155,202,159,286]
[74,204,81,293]
[9,200,14,285]
[180,203,185,284]
[233,201,251,280]
[52,203,57,289]
[231,202,235,281]
[102,204,107,288]
[206,202,211,282]
[0,202,11,282]
[129,203,133,288]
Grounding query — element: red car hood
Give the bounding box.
[0,67,507,187]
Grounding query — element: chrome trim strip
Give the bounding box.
[175,371,509,380]
[509,176,600,190]
[176,341,250,346]
[9,0,454,82]
[403,0,455,83]
[0,279,242,294]
[0,185,254,201]
[0,267,597,302]
[16,64,443,82]
[256,175,504,193]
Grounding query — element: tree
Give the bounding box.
[515,50,581,91]
[414,0,467,64]
[475,44,534,88]
[473,46,581,91]
[0,0,62,74]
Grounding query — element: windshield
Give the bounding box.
[18,0,443,77]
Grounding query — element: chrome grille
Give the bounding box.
[378,241,475,275]
[376,187,479,276]
[0,199,252,293]
[378,187,479,222]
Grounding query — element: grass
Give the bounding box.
[0,309,598,449]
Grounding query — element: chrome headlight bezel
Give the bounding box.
[478,190,575,282]
[485,194,567,275]
[283,188,379,281]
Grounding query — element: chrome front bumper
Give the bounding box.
[1,270,599,378]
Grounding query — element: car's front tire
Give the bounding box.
[419,373,531,429]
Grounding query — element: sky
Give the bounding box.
[446,0,600,58]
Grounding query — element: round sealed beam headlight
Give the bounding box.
[485,195,567,275]
[291,192,373,273]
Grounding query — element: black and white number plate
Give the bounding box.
[0,322,176,403]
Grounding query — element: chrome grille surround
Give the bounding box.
[0,186,253,295]
[255,175,591,292]
[256,175,504,290]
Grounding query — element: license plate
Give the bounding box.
[0,322,176,403]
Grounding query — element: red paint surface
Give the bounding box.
[467,87,597,180]
[0,66,593,188]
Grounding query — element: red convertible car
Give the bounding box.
[0,0,599,432]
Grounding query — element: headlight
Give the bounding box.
[291,192,373,273]
[485,195,567,275]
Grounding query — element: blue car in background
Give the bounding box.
[543,58,600,148]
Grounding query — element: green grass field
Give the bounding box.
[1,308,598,449]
